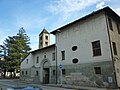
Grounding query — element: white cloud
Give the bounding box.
[96,1,105,9]
[48,0,109,19]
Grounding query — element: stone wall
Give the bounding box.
[55,61,116,88]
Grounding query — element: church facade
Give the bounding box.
[20,7,120,89]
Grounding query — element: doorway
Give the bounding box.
[43,68,49,84]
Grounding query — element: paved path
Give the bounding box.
[0,79,76,90]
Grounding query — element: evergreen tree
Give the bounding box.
[1,27,31,78]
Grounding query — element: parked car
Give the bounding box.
[7,86,43,90]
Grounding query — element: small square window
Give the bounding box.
[94,67,101,74]
[45,42,48,46]
[62,69,66,75]
[53,70,55,76]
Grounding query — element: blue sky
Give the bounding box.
[0,0,120,50]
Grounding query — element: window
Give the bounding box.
[72,58,78,64]
[26,59,28,64]
[26,71,27,75]
[61,51,65,60]
[40,36,42,40]
[117,68,119,73]
[72,46,78,51]
[22,71,24,75]
[92,40,101,56]
[108,18,113,30]
[36,56,39,63]
[112,42,117,55]
[44,55,46,58]
[53,70,55,75]
[45,42,48,46]
[116,23,120,34]
[94,67,101,74]
[52,52,55,61]
[45,36,48,40]
[36,71,39,76]
[62,69,66,75]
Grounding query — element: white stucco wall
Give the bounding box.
[21,45,55,69]
[21,53,34,69]
[33,46,55,67]
[56,13,112,66]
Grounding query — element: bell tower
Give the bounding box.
[39,28,50,49]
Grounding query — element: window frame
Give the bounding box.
[26,71,28,75]
[26,59,28,64]
[61,51,65,60]
[45,35,48,40]
[36,56,39,63]
[112,42,117,55]
[108,17,113,30]
[52,52,55,61]
[94,67,101,74]
[92,40,102,56]
[45,42,48,46]
[116,23,120,34]
[62,69,66,75]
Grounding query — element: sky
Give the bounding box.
[0,0,120,51]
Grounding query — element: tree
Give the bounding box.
[1,27,31,78]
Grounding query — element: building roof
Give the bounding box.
[51,6,120,35]
[39,28,50,36]
[31,44,55,53]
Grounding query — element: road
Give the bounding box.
[0,79,77,90]
[40,85,76,90]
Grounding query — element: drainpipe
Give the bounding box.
[104,12,118,88]
[55,44,58,84]
[55,30,61,84]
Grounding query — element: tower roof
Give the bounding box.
[39,28,49,36]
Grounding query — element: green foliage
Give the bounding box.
[0,27,31,77]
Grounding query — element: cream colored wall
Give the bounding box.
[56,13,112,66]
[21,46,55,69]
[21,53,34,69]
[108,17,120,87]
[33,47,55,67]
